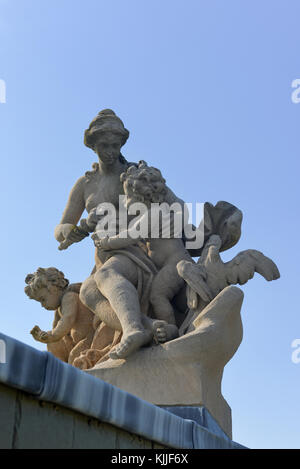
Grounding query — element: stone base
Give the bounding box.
[0,330,246,449]
[86,285,244,439]
[86,349,232,437]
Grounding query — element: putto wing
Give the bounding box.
[224,250,280,285]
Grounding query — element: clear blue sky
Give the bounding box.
[0,0,299,449]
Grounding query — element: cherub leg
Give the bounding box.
[93,255,152,359]
[150,264,185,326]
[68,331,94,365]
[73,325,122,369]
[47,340,69,362]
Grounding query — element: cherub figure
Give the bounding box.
[24,267,98,364]
[93,161,209,331]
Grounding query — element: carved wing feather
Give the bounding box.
[225,250,280,285]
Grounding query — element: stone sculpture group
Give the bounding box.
[24,109,280,436]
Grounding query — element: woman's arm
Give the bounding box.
[54,176,86,242]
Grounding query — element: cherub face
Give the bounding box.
[124,191,149,209]
[35,286,62,310]
[94,132,123,166]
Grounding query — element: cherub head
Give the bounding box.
[24,267,69,310]
[120,160,167,208]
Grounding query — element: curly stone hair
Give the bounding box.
[24,267,69,300]
[120,160,167,204]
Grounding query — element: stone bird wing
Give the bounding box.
[224,250,280,285]
[177,260,214,305]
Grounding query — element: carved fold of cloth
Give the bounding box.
[107,244,158,316]
[73,244,158,370]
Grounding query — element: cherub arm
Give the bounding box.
[94,232,141,250]
[31,292,78,343]
[93,210,150,250]
[52,309,61,329]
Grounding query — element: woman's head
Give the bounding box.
[84,109,129,165]
[120,161,167,207]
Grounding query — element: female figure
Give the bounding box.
[55,109,130,246]
[55,109,183,358]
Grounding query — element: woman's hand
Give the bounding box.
[54,223,76,242]
[55,223,89,250]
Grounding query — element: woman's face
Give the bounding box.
[94,132,123,166]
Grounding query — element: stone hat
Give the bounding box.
[84,109,129,149]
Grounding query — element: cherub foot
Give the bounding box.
[73,355,91,370]
[109,330,152,359]
[86,349,104,363]
[73,349,104,369]
[152,320,179,344]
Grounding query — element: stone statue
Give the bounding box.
[25,267,120,365]
[24,109,280,437]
